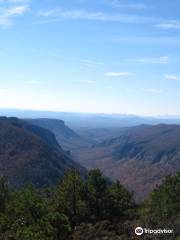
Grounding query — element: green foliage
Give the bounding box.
[0,185,71,240]
[0,176,9,213]
[57,170,88,226]
[85,170,135,222]
[145,173,180,221]
[142,173,180,238]
[105,181,135,220]
[0,170,179,239]
[85,169,109,221]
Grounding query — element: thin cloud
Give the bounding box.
[113,36,180,45]
[0,5,29,28]
[73,58,103,68]
[83,63,98,68]
[37,9,156,24]
[141,88,163,94]
[155,21,180,29]
[165,75,180,80]
[128,56,169,64]
[78,80,96,84]
[105,72,133,77]
[8,0,30,3]
[110,1,147,10]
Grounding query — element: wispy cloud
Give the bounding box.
[78,80,96,84]
[155,21,180,29]
[113,36,180,45]
[165,74,180,80]
[37,9,156,24]
[125,88,163,94]
[105,72,133,77]
[8,0,30,2]
[110,1,147,10]
[0,1,29,28]
[128,56,169,64]
[73,58,103,68]
[8,0,30,3]
[141,88,163,94]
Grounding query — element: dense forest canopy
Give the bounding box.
[0,170,179,240]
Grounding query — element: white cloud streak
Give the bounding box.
[78,80,96,84]
[128,56,169,64]
[37,9,156,24]
[155,21,180,29]
[105,72,133,77]
[0,0,29,27]
[165,75,180,80]
[141,88,163,94]
[113,36,180,45]
[73,58,103,68]
[110,1,147,10]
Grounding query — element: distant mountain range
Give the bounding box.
[1,108,180,128]
[73,124,180,201]
[0,117,85,188]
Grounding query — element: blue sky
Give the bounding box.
[0,0,180,115]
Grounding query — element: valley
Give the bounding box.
[20,117,180,201]
[72,124,180,201]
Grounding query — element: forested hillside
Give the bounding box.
[0,170,179,240]
[0,117,85,187]
[74,124,180,201]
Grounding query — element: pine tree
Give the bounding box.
[57,170,87,226]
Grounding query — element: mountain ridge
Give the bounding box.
[0,117,85,188]
[1,108,180,128]
[73,124,180,201]
[27,118,91,150]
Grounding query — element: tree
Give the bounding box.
[57,170,87,226]
[0,176,9,213]
[0,185,71,240]
[143,172,180,238]
[86,169,109,221]
[105,181,135,221]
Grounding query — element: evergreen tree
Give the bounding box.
[0,176,9,213]
[143,172,180,237]
[57,170,87,226]
[86,169,109,221]
[105,181,135,221]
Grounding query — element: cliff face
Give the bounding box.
[27,118,91,150]
[0,117,85,188]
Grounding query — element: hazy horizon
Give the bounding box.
[0,0,180,115]
[1,107,180,119]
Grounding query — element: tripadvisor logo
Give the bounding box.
[135,227,174,236]
[135,227,143,236]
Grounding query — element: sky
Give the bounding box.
[0,0,180,116]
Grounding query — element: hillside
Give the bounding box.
[0,117,85,187]
[73,124,180,201]
[27,118,91,151]
[74,127,128,143]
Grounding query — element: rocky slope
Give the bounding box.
[0,117,85,187]
[27,118,91,151]
[73,124,180,201]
